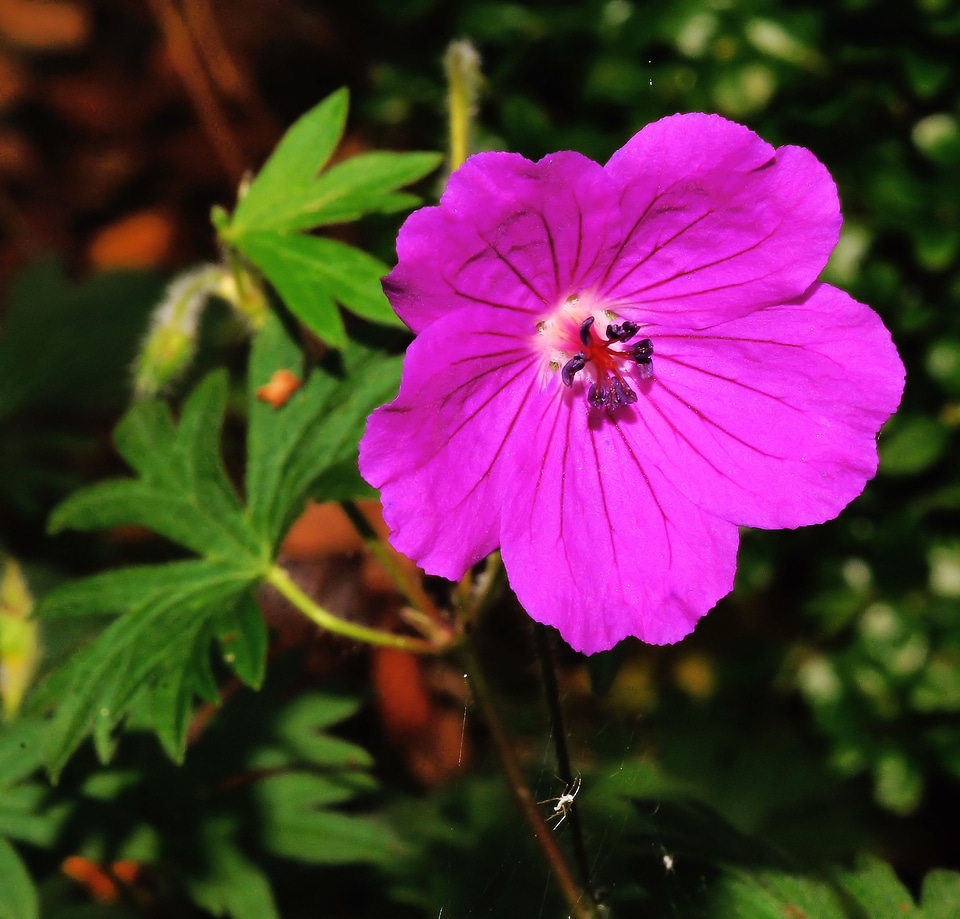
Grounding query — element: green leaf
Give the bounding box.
[273,693,369,764]
[0,719,65,849]
[920,870,960,919]
[836,857,919,917]
[711,868,847,919]
[216,593,268,689]
[38,565,260,778]
[247,151,442,233]
[0,784,59,847]
[37,367,280,774]
[50,374,264,562]
[232,233,348,347]
[219,88,440,343]
[234,690,395,866]
[0,837,37,919]
[246,313,402,550]
[39,561,256,620]
[237,233,404,346]
[231,90,349,233]
[0,718,44,786]
[262,807,395,865]
[186,821,279,919]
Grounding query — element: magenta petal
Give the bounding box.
[635,284,906,528]
[359,308,540,579]
[499,397,740,653]
[362,114,906,653]
[384,151,622,332]
[602,114,841,327]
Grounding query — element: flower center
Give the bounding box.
[536,295,654,409]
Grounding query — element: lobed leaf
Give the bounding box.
[216,593,268,690]
[230,89,349,234]
[218,88,439,343]
[246,313,402,551]
[254,151,442,233]
[40,560,258,619]
[233,232,348,347]
[38,564,260,779]
[237,232,404,346]
[50,374,265,563]
[0,784,59,848]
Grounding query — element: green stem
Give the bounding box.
[265,563,441,654]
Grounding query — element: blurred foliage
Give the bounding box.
[0,0,959,916]
[0,681,396,919]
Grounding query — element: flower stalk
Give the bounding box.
[457,637,601,919]
[534,622,598,901]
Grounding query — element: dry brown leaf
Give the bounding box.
[0,0,89,51]
[0,127,33,177]
[0,50,25,109]
[282,501,362,558]
[87,209,174,269]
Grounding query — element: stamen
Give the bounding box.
[561,352,586,387]
[611,377,637,405]
[578,316,595,347]
[629,338,653,363]
[544,304,654,408]
[605,320,639,342]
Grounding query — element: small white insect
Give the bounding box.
[539,774,582,829]
[660,846,675,873]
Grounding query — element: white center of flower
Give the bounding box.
[534,294,654,409]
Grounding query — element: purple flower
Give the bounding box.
[359,114,905,654]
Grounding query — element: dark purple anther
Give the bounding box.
[611,377,638,405]
[561,352,587,386]
[587,382,606,408]
[579,316,595,347]
[629,338,653,363]
[605,320,639,342]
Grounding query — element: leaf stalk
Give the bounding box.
[264,564,447,654]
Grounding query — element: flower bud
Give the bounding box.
[132,264,222,398]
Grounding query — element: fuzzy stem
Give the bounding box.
[444,40,481,172]
[264,564,442,654]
